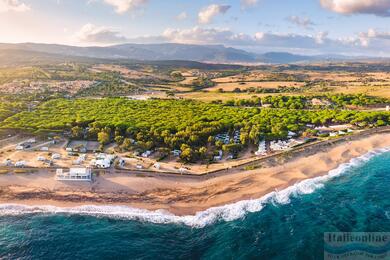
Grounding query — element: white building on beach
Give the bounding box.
[56,168,92,181]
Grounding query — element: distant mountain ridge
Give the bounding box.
[0,42,372,64]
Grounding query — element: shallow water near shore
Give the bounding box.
[1,150,390,259]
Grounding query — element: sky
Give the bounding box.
[1,0,390,56]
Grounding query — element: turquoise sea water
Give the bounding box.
[0,149,389,259]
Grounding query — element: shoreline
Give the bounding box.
[0,133,390,216]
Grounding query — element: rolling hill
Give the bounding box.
[0,42,370,64]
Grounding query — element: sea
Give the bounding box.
[0,148,389,259]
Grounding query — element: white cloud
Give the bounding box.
[75,23,129,44]
[366,28,390,39]
[120,26,390,56]
[162,27,243,45]
[161,26,331,50]
[287,16,315,29]
[176,11,187,20]
[0,0,30,12]
[254,32,265,40]
[358,28,390,47]
[198,4,231,24]
[315,31,328,44]
[241,0,258,8]
[320,0,390,16]
[103,0,148,14]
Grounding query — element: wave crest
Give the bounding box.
[0,147,389,228]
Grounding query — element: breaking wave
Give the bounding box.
[0,147,389,228]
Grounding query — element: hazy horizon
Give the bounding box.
[1,0,390,57]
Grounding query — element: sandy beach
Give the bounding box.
[1,133,390,216]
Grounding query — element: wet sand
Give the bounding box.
[1,133,390,216]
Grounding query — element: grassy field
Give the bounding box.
[1,61,390,100]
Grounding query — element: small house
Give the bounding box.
[56,168,92,181]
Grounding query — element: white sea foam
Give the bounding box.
[0,147,389,228]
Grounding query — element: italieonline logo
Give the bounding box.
[324,232,389,260]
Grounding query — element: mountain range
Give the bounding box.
[0,42,370,65]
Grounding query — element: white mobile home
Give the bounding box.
[142,150,152,158]
[94,159,111,169]
[15,145,25,151]
[15,161,26,167]
[92,153,116,169]
[51,153,61,160]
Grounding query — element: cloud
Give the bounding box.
[103,0,148,14]
[320,0,390,16]
[287,16,315,29]
[358,28,390,47]
[241,0,258,9]
[366,29,390,39]
[75,23,129,44]
[70,23,390,56]
[160,26,337,52]
[314,31,328,44]
[198,4,231,24]
[0,0,30,12]
[176,11,187,20]
[153,26,390,55]
[162,27,253,45]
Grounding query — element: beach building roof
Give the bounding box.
[56,168,92,181]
